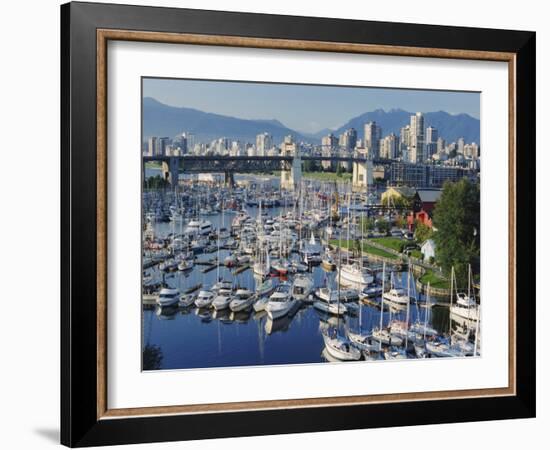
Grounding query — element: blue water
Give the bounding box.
[142,204,451,371]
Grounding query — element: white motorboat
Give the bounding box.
[450,293,479,320]
[194,290,215,308]
[383,288,410,306]
[156,288,180,307]
[212,294,232,311]
[229,289,255,312]
[292,274,314,300]
[313,300,347,315]
[211,279,233,294]
[178,292,197,307]
[184,219,213,236]
[337,263,374,287]
[265,283,296,320]
[409,321,439,337]
[322,333,361,361]
[315,286,359,302]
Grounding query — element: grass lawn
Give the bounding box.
[330,240,398,260]
[303,171,352,182]
[419,269,450,289]
[370,237,406,252]
[410,250,423,259]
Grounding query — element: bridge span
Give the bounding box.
[143,154,392,190]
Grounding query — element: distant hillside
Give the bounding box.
[142,97,313,143]
[332,109,480,144]
[143,98,480,145]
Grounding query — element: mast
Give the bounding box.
[449,266,455,337]
[424,282,430,342]
[405,265,411,349]
[379,261,386,352]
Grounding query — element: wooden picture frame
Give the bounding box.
[61,1,535,447]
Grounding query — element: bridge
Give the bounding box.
[143,154,394,191]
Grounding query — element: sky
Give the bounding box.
[143,78,480,134]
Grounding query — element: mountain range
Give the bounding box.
[143,97,480,145]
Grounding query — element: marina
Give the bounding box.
[142,175,481,370]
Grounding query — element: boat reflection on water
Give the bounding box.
[155,305,178,320]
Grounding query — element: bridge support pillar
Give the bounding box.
[162,157,180,186]
[281,155,302,191]
[224,171,235,188]
[352,160,373,192]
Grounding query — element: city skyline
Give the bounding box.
[143,78,480,134]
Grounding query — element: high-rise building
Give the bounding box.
[158,137,170,156]
[281,135,298,156]
[364,122,382,158]
[256,132,273,157]
[147,137,157,157]
[457,137,465,154]
[436,137,446,153]
[409,112,425,163]
[321,133,338,170]
[380,133,399,159]
[339,128,357,151]
[425,126,438,158]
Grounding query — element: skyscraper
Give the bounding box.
[457,137,465,154]
[321,133,338,170]
[409,112,425,163]
[339,128,357,150]
[380,133,399,159]
[256,132,273,157]
[425,126,438,158]
[364,121,382,158]
[147,136,157,157]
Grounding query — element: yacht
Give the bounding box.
[383,288,410,306]
[194,290,215,308]
[337,263,374,287]
[156,288,180,307]
[291,274,314,301]
[212,294,232,311]
[229,289,255,312]
[371,327,404,346]
[265,283,295,320]
[178,292,197,308]
[256,278,275,297]
[313,299,347,315]
[315,286,359,302]
[184,219,213,236]
[322,332,361,361]
[450,293,479,320]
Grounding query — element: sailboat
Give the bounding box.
[321,248,361,361]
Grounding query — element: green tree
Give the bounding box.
[414,220,433,243]
[377,218,391,235]
[336,164,343,177]
[432,178,480,287]
[361,217,375,233]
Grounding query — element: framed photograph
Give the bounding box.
[61,1,536,447]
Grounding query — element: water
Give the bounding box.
[142,205,453,371]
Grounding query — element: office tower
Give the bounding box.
[147,136,157,157]
[364,121,382,158]
[380,133,399,159]
[339,128,357,150]
[409,112,425,163]
[457,137,465,154]
[256,132,273,157]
